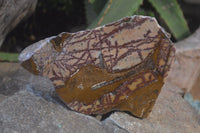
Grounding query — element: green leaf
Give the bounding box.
[0,52,19,62]
[88,0,96,4]
[88,0,143,29]
[84,0,98,25]
[135,8,155,17]
[84,0,107,25]
[148,0,190,40]
[92,0,107,14]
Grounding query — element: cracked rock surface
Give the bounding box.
[0,62,200,133]
[108,83,200,133]
[0,63,128,133]
[1,27,200,132]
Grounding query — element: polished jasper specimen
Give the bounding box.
[18,15,175,118]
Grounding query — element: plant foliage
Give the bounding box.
[0,0,191,62]
[0,52,19,62]
[85,0,190,40]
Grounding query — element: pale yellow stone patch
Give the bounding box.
[118,95,127,101]
[159,59,165,67]
[53,80,64,86]
[163,43,169,47]
[144,72,156,81]
[93,100,101,106]
[79,104,93,112]
[91,100,101,112]
[128,78,143,91]
[109,93,115,103]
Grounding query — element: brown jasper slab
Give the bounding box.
[18,15,175,118]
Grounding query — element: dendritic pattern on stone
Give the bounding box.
[19,15,175,118]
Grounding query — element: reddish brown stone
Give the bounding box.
[18,15,175,118]
[167,27,200,96]
[190,73,200,100]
